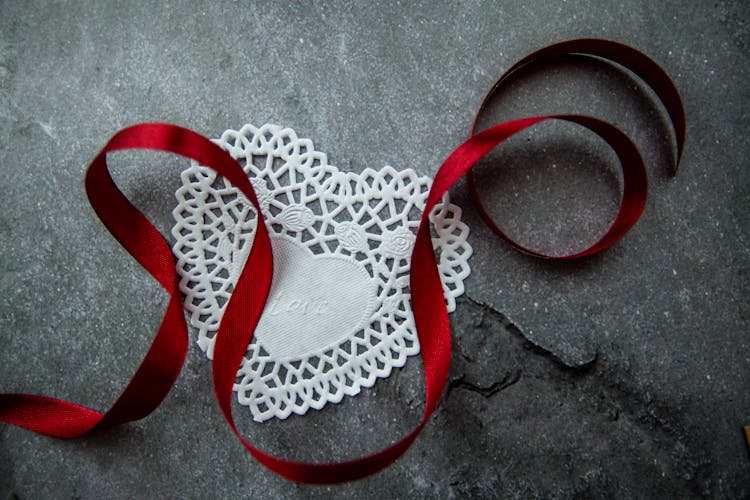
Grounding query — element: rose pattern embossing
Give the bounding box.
[278,204,314,232]
[335,222,368,253]
[383,226,416,258]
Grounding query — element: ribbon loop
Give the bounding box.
[468,38,685,259]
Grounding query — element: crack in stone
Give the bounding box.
[462,295,598,371]
[446,370,521,399]
[443,297,719,494]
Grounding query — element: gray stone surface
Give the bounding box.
[1,0,748,497]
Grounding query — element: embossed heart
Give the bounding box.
[254,237,376,360]
[172,123,473,421]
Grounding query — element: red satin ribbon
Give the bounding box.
[467,38,685,259]
[0,39,684,483]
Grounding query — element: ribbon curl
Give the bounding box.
[0,39,684,483]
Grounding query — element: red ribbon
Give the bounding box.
[0,39,684,483]
[467,38,685,258]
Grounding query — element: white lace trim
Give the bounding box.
[172,123,472,421]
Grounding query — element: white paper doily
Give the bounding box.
[172,123,472,421]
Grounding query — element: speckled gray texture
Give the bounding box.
[1,1,748,498]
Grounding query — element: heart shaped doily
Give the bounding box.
[172,123,472,421]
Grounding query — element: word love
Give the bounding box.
[266,292,330,316]
[253,237,376,360]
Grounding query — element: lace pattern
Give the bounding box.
[172,124,472,421]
